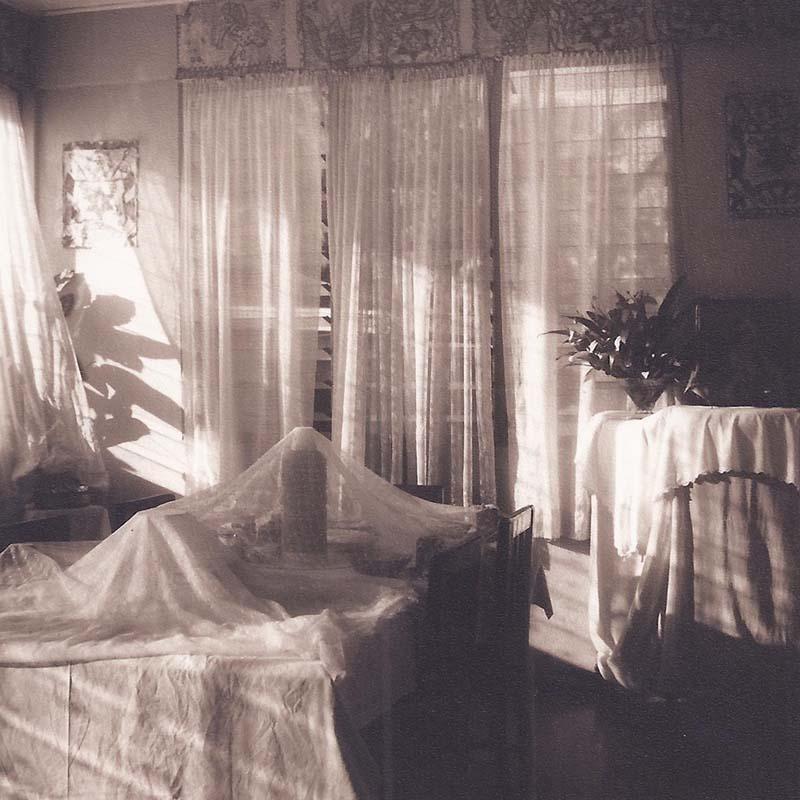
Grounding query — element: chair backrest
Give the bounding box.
[395,484,445,504]
[0,514,72,551]
[495,506,534,673]
[110,493,176,531]
[421,535,483,683]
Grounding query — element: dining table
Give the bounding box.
[0,536,430,800]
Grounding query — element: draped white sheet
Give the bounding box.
[579,409,800,695]
[0,84,105,504]
[0,655,383,800]
[329,64,495,506]
[0,426,489,797]
[579,406,800,557]
[0,427,484,670]
[181,75,324,491]
[499,49,674,537]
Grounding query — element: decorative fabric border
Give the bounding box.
[298,0,370,69]
[177,0,800,78]
[178,0,287,79]
[726,92,800,220]
[369,0,460,65]
[62,140,139,249]
[549,0,648,53]
[475,0,548,56]
[0,3,36,90]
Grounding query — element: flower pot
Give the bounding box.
[623,378,666,412]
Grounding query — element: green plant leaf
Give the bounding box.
[541,329,571,337]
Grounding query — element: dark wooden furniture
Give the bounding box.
[365,506,536,799]
[690,297,800,407]
[494,505,534,674]
[109,493,176,531]
[490,506,534,800]
[422,534,483,683]
[420,504,535,685]
[0,514,72,551]
[395,483,445,504]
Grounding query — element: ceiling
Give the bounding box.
[6,0,177,16]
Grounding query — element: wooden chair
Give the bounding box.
[495,505,534,674]
[109,493,176,531]
[395,483,445,504]
[482,505,534,799]
[0,514,72,551]
[368,509,534,799]
[421,534,483,686]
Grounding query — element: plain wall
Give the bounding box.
[34,4,185,501]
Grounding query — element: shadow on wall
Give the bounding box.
[64,275,183,499]
[79,294,181,440]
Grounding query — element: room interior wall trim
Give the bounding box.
[0,2,37,89]
[176,0,800,79]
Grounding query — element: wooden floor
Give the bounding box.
[370,648,800,800]
[534,651,800,800]
[365,650,533,800]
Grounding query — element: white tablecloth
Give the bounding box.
[0,541,418,800]
[577,406,800,695]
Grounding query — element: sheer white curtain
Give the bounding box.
[0,85,105,507]
[329,64,495,506]
[499,49,675,538]
[181,74,324,491]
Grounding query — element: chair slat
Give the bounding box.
[494,506,534,673]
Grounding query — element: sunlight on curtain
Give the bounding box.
[0,85,105,506]
[181,74,324,490]
[499,49,674,538]
[329,64,495,506]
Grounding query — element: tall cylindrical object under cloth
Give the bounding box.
[280,446,328,555]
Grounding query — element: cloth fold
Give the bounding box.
[578,406,800,556]
[0,427,484,673]
[583,407,800,696]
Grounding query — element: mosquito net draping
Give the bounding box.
[0,85,105,503]
[0,428,491,674]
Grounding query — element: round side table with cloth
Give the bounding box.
[577,406,800,696]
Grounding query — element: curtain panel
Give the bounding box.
[0,85,105,506]
[328,63,496,506]
[181,74,324,490]
[499,48,675,537]
[179,48,675,517]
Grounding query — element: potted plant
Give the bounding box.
[545,278,695,411]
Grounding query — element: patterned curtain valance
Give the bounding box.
[177,0,800,79]
[0,3,36,90]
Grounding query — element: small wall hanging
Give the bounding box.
[62,140,139,248]
[726,92,800,220]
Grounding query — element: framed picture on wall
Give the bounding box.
[62,139,139,248]
[725,92,800,220]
